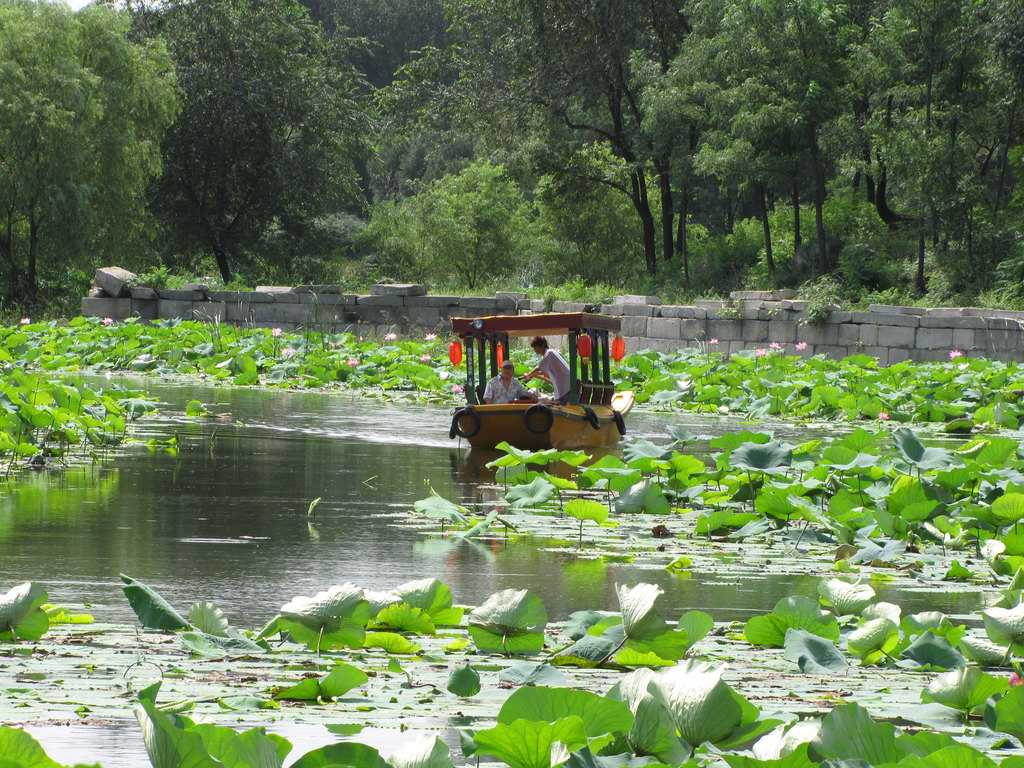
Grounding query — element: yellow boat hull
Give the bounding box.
[450,392,634,450]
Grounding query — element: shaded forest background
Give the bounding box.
[1,0,1023,314]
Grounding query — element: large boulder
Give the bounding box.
[93,266,137,297]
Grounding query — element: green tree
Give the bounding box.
[153,0,369,283]
[0,1,176,307]
[440,0,690,276]
[361,161,546,289]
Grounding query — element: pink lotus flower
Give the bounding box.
[424,333,437,341]
[346,357,359,367]
[769,342,782,350]
[384,332,398,341]
[102,317,114,326]
[949,349,963,360]
[755,348,768,357]
[1011,672,1023,686]
[709,338,719,345]
[272,327,282,338]
[282,347,296,359]
[795,341,808,351]
[19,317,30,325]
[419,354,431,363]
[452,383,464,395]
[878,411,891,421]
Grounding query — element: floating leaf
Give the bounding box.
[468,588,547,655]
[472,717,587,768]
[446,663,480,698]
[783,628,847,674]
[120,574,188,632]
[497,686,633,739]
[922,666,1009,714]
[745,596,840,647]
[0,582,49,641]
[818,578,875,615]
[263,584,370,651]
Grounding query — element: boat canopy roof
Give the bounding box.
[451,312,620,337]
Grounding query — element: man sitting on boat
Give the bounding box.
[523,336,571,404]
[484,360,538,404]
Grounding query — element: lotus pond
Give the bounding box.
[2,323,1024,768]
[7,317,1024,428]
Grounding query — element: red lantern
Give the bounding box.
[448,340,463,366]
[611,335,626,362]
[576,334,593,359]
[496,342,505,366]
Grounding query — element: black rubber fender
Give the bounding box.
[581,405,601,430]
[523,404,555,434]
[450,407,481,439]
[612,410,626,436]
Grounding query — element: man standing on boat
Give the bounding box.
[484,359,538,404]
[524,336,571,404]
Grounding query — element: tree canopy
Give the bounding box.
[1,0,1023,311]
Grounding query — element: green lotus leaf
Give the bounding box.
[0,726,64,768]
[618,583,669,641]
[274,662,367,702]
[724,743,818,768]
[363,631,421,654]
[0,582,49,641]
[847,617,900,662]
[119,574,188,632]
[984,686,1024,740]
[958,634,1010,665]
[289,742,390,768]
[180,630,264,658]
[394,578,464,626]
[818,578,876,615]
[388,736,453,768]
[891,744,998,768]
[863,602,903,625]
[136,682,290,768]
[745,596,840,647]
[472,716,587,768]
[606,668,690,762]
[921,666,1010,714]
[615,479,670,515]
[993,493,1024,524]
[497,686,633,738]
[505,476,556,509]
[901,632,965,670]
[370,603,435,635]
[263,583,370,651]
[982,602,1024,648]
[731,441,793,473]
[894,428,954,470]
[468,588,547,655]
[564,499,609,524]
[783,628,847,674]
[648,660,751,746]
[413,491,469,524]
[446,663,480,698]
[810,702,899,764]
[497,662,566,687]
[187,601,229,637]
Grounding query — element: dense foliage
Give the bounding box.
[5,425,1024,765]
[1,0,1022,313]
[7,318,1024,433]
[0,0,177,312]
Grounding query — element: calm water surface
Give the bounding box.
[0,377,987,765]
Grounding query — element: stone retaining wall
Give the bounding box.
[81,268,1024,364]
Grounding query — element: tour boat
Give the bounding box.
[447,312,634,450]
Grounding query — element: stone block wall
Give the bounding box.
[80,268,1024,364]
